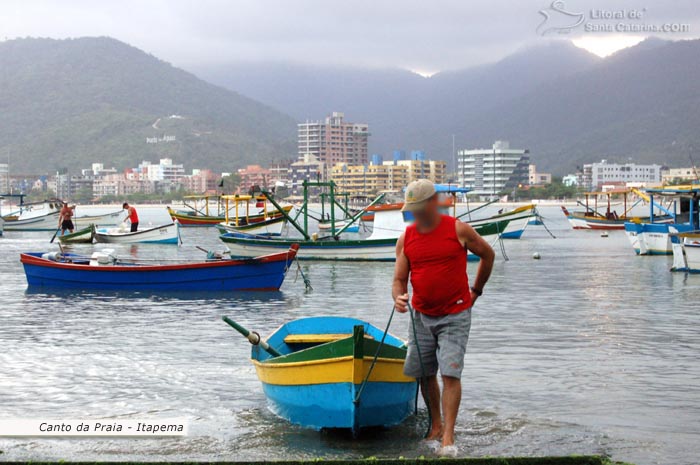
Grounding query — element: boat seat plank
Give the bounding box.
[284,333,374,344]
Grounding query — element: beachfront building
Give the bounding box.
[298,112,369,177]
[289,154,325,196]
[582,160,663,190]
[662,167,699,184]
[237,164,271,193]
[457,140,530,197]
[394,159,447,185]
[331,162,409,195]
[528,164,552,186]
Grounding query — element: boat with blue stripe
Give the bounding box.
[624,186,700,255]
[222,316,416,433]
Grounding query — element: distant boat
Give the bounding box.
[168,194,292,226]
[229,316,416,432]
[94,223,180,245]
[57,224,95,244]
[216,194,290,236]
[562,189,672,230]
[3,197,62,231]
[20,245,298,291]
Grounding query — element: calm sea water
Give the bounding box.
[0,205,699,465]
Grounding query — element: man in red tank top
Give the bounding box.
[122,202,139,232]
[392,179,494,456]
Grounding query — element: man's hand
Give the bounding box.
[470,289,480,306]
[395,292,409,313]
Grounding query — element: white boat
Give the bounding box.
[94,223,180,245]
[74,209,124,227]
[624,186,700,255]
[3,199,63,231]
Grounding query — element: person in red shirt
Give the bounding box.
[392,179,494,457]
[122,202,139,232]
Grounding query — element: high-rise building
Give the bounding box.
[457,141,530,197]
[297,112,369,177]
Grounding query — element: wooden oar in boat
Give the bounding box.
[222,316,281,357]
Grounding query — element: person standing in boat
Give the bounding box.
[392,179,495,457]
[58,202,75,235]
[122,202,139,232]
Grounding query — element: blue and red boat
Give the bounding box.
[20,245,299,291]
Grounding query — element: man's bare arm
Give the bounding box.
[456,221,495,303]
[392,233,410,313]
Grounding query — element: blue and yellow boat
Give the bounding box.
[226,316,417,432]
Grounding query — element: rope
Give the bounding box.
[353,305,396,404]
[352,303,431,439]
[293,258,313,291]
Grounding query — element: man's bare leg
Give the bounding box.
[421,375,442,440]
[441,376,461,446]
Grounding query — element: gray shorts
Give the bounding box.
[404,309,471,379]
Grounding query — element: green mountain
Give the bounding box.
[0,37,297,174]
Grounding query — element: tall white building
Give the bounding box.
[583,160,662,190]
[457,141,530,197]
[0,163,8,193]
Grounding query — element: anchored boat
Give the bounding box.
[20,245,298,291]
[2,196,63,231]
[562,189,672,230]
[220,180,393,261]
[95,222,180,245]
[222,316,416,432]
[216,194,290,236]
[168,194,292,226]
[624,186,699,255]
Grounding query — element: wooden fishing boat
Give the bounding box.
[57,224,95,244]
[221,180,389,261]
[2,197,63,231]
[168,194,293,226]
[625,186,700,255]
[95,223,180,245]
[216,215,287,236]
[562,189,672,230]
[226,316,416,432]
[20,245,298,291]
[216,194,290,236]
[220,233,397,261]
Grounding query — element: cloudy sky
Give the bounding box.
[1,0,698,74]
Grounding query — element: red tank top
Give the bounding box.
[129,208,139,223]
[404,215,471,316]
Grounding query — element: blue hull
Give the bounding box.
[262,381,416,430]
[500,229,524,239]
[20,251,295,291]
